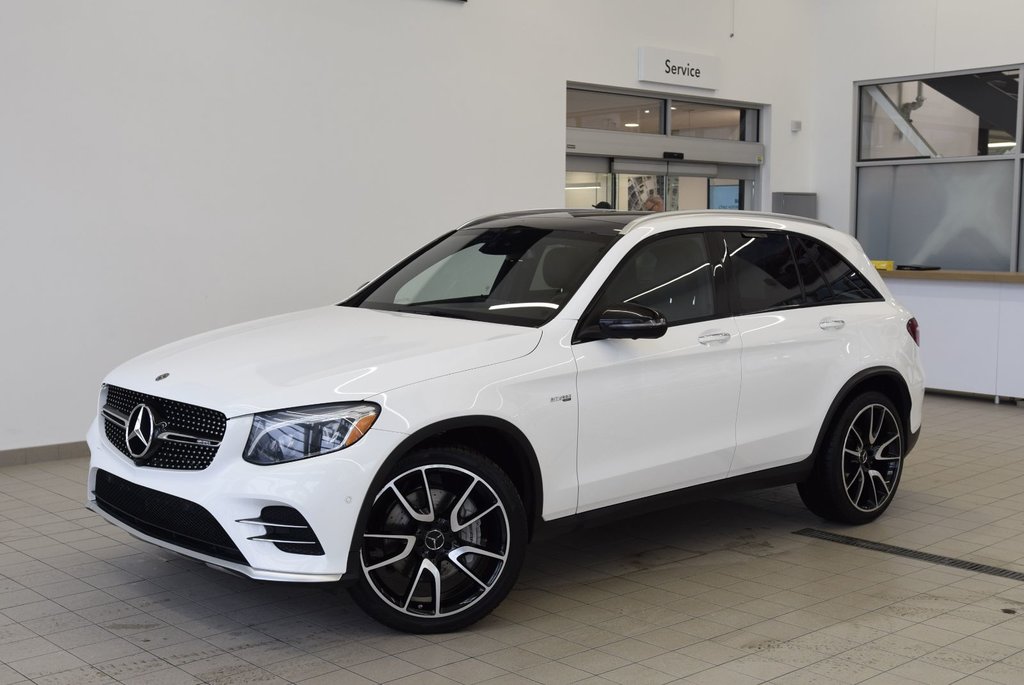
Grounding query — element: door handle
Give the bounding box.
[698,331,732,345]
[819,317,845,330]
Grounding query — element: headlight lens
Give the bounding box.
[244,402,380,465]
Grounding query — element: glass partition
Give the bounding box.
[859,70,1019,160]
[566,89,663,134]
[856,161,1013,271]
[709,178,741,209]
[855,66,1024,271]
[670,102,743,141]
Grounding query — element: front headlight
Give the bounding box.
[244,402,380,465]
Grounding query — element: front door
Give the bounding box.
[573,231,741,512]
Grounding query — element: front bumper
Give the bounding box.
[85,414,405,582]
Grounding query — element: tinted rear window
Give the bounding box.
[725,232,803,314]
[793,236,881,303]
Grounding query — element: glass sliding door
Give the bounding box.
[565,171,613,209]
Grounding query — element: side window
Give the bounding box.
[795,237,881,303]
[791,237,834,304]
[724,232,803,314]
[596,233,714,325]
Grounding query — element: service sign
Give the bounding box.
[638,47,719,91]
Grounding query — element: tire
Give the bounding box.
[798,391,905,524]
[349,446,527,633]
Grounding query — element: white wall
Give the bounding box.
[810,0,1024,230]
[0,0,829,450]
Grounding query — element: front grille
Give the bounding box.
[94,469,247,565]
[103,385,226,470]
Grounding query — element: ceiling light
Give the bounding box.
[564,184,602,190]
[643,109,650,114]
[988,141,1016,148]
[624,123,640,128]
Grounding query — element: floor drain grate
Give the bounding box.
[793,528,1024,582]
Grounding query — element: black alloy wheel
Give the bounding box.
[798,391,905,524]
[350,447,527,633]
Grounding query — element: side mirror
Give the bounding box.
[596,303,667,339]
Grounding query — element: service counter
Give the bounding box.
[880,270,1024,400]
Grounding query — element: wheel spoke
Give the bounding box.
[402,558,442,615]
[450,544,507,563]
[869,406,883,444]
[846,467,865,503]
[867,469,891,498]
[446,551,490,589]
[448,475,480,531]
[849,427,865,451]
[453,502,500,533]
[362,534,416,572]
[391,481,434,523]
[874,433,900,457]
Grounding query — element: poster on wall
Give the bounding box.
[627,176,666,211]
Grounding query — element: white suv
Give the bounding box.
[86,210,924,633]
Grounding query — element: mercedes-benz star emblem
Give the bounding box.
[424,530,446,551]
[125,404,156,459]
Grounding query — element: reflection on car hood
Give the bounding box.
[104,306,541,418]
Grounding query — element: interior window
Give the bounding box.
[595,233,714,325]
[725,232,803,314]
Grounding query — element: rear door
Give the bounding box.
[721,230,884,476]
[573,230,741,512]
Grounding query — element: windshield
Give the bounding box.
[345,227,617,326]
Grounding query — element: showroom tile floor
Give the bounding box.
[2,394,1024,684]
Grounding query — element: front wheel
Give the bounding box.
[798,392,905,524]
[349,447,527,633]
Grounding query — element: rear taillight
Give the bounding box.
[907,317,920,346]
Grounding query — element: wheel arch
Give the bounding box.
[811,366,913,465]
[345,416,544,579]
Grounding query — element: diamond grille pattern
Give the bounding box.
[103,385,226,470]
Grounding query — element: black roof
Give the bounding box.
[461,209,647,236]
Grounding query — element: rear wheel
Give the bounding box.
[349,447,527,633]
[798,392,904,524]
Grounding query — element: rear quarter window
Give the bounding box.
[794,236,881,303]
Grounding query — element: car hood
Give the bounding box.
[104,306,541,418]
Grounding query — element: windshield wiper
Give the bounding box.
[411,309,477,321]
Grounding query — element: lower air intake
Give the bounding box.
[93,469,247,565]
